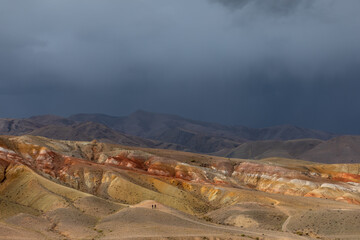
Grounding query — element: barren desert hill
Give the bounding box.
[69,110,335,141]
[215,138,324,159]
[299,135,360,164]
[2,112,360,164]
[0,118,183,150]
[0,118,42,135]
[1,135,360,239]
[212,136,360,164]
[0,114,242,153]
[0,110,335,154]
[28,121,166,148]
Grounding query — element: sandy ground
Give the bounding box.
[1,185,360,240]
[1,169,360,240]
[0,199,309,240]
[95,200,307,240]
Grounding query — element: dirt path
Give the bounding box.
[273,203,294,233]
[128,200,309,240]
[281,215,292,232]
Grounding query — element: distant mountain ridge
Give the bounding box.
[69,110,335,141]
[69,110,336,153]
[1,110,334,149]
[2,110,354,163]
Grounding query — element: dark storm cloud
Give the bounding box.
[211,0,313,14]
[1,0,360,134]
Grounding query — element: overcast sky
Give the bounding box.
[1,0,360,134]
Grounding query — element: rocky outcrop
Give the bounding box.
[230,162,360,203]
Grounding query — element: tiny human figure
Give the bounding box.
[155,204,156,209]
[152,205,153,209]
